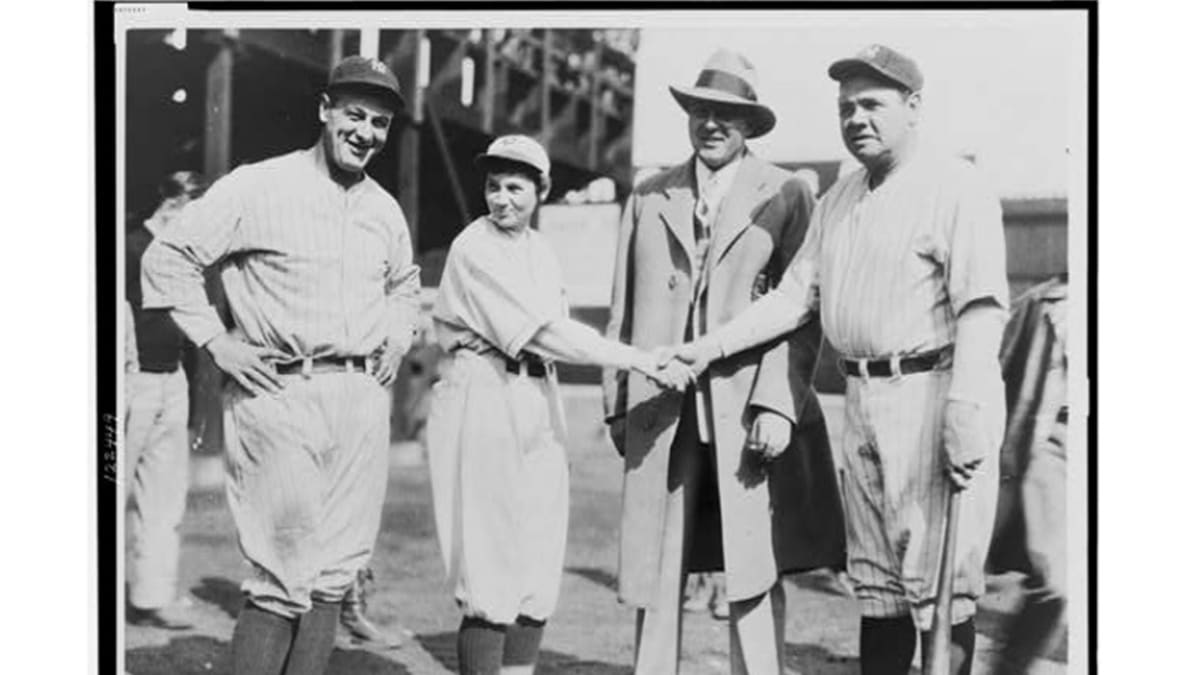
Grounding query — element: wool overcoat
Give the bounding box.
[602,155,846,606]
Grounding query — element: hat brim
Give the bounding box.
[668,86,776,138]
[827,59,913,92]
[327,81,407,113]
[474,154,548,182]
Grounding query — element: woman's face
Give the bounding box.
[484,170,541,231]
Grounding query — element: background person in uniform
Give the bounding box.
[427,135,691,675]
[990,274,1069,673]
[124,170,207,630]
[666,44,1010,675]
[141,56,419,675]
[602,49,845,675]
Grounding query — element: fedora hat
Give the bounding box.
[669,49,776,138]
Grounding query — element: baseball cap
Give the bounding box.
[828,44,923,92]
[474,135,551,184]
[327,55,406,112]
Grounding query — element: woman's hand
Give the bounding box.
[632,351,693,391]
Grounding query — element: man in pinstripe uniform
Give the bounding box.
[141,56,419,675]
[670,45,1009,674]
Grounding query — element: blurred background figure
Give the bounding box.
[989,274,1069,673]
[681,572,729,620]
[124,170,207,629]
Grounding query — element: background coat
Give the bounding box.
[603,154,846,606]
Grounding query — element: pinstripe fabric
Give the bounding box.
[223,372,390,618]
[841,371,1002,630]
[713,153,1009,629]
[140,145,420,358]
[788,152,1009,358]
[140,145,418,620]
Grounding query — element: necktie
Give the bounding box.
[694,172,718,276]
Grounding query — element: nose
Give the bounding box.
[845,106,869,129]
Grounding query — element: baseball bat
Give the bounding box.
[922,490,961,675]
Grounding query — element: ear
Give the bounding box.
[318,93,333,123]
[539,176,552,203]
[906,91,923,115]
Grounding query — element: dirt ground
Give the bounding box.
[123,391,1067,674]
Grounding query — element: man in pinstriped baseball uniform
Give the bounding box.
[141,56,419,675]
[669,44,1009,675]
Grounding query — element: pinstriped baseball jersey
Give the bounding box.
[140,145,421,357]
[782,152,1009,358]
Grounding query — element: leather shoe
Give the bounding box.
[340,568,412,648]
[127,605,193,631]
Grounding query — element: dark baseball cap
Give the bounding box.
[327,56,406,112]
[828,44,923,92]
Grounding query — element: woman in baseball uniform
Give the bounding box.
[427,135,689,675]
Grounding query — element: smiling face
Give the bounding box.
[484,169,543,232]
[686,103,750,170]
[837,75,921,172]
[318,88,395,177]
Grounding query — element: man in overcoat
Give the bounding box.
[602,48,845,674]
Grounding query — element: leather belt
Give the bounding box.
[275,355,368,376]
[840,346,951,379]
[504,353,548,378]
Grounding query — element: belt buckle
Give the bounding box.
[301,355,313,379]
[888,354,902,381]
[857,357,869,379]
[344,357,355,373]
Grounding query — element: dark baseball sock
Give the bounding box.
[457,615,506,675]
[282,599,341,675]
[501,615,546,668]
[860,615,917,675]
[231,600,295,675]
[921,617,977,675]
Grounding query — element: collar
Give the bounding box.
[694,151,745,202]
[307,142,369,191]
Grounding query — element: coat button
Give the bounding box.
[668,274,678,290]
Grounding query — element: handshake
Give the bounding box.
[630,339,724,391]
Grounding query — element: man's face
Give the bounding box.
[319,89,395,175]
[687,103,750,170]
[837,76,920,169]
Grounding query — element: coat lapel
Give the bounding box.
[657,164,698,278]
[708,156,771,273]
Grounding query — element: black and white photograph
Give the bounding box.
[100,4,1091,675]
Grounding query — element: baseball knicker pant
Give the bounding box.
[840,370,1003,631]
[222,371,390,619]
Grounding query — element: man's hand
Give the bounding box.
[634,351,693,391]
[371,336,411,388]
[658,339,722,379]
[205,333,287,396]
[747,410,792,461]
[607,416,627,457]
[942,398,990,491]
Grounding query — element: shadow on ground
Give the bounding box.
[565,567,619,593]
[784,642,862,675]
[417,631,630,675]
[126,635,414,675]
[977,604,1069,664]
[786,568,855,599]
[190,576,244,619]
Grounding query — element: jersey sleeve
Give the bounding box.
[944,166,1010,315]
[435,231,557,359]
[140,166,250,346]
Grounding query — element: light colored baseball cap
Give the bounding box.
[474,135,551,183]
